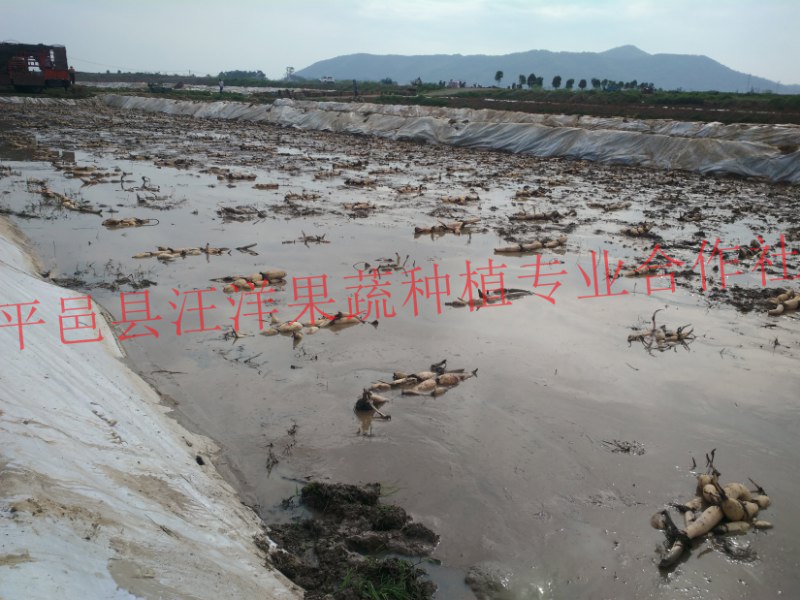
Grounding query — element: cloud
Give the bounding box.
[354,0,488,22]
[528,4,601,19]
[487,0,661,21]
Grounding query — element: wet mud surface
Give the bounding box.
[262,482,438,599]
[1,99,800,599]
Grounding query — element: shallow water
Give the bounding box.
[1,101,799,599]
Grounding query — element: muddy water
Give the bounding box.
[1,101,799,599]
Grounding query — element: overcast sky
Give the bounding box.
[4,0,798,84]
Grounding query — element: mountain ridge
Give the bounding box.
[295,46,799,93]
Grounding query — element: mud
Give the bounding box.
[1,98,799,599]
[263,482,437,599]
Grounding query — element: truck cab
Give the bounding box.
[1,43,71,91]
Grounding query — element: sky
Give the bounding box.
[3,0,798,85]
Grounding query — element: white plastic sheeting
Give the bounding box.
[99,94,800,183]
[0,224,301,599]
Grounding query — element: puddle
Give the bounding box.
[1,100,799,599]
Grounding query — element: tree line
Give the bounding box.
[494,70,654,92]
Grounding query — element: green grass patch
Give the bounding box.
[338,558,433,600]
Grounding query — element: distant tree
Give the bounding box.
[565,78,575,90]
[220,70,268,80]
[578,79,587,90]
[527,73,536,88]
[518,74,526,87]
[535,76,544,87]
[380,77,395,85]
[552,75,562,89]
[494,70,504,86]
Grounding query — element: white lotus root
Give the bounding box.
[218,269,288,293]
[767,289,800,316]
[652,450,772,569]
[392,363,475,394]
[355,359,478,420]
[258,310,362,342]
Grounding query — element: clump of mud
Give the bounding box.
[465,562,517,600]
[260,482,438,599]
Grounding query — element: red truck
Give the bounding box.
[0,42,71,91]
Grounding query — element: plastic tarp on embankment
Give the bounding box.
[100,94,800,183]
[0,222,301,599]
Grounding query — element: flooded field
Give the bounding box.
[1,98,799,599]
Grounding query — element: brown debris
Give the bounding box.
[132,244,230,260]
[508,209,567,222]
[216,205,267,221]
[494,234,567,254]
[586,200,632,211]
[313,169,342,180]
[201,167,257,181]
[621,222,654,237]
[102,217,159,229]
[28,181,102,215]
[627,309,695,353]
[514,186,548,199]
[342,202,376,212]
[414,217,480,236]
[344,177,378,188]
[284,191,321,201]
[440,193,480,205]
[394,184,425,195]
